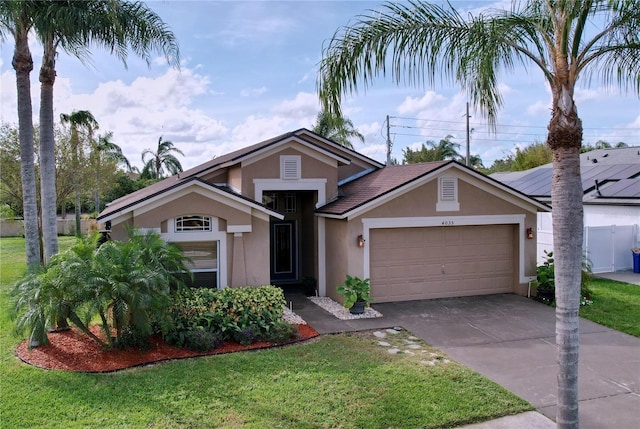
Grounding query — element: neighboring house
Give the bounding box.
[492,147,640,273]
[98,129,548,303]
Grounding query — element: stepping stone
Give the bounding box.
[378,341,391,347]
[407,344,422,349]
[387,348,401,354]
[408,336,419,340]
[373,331,387,338]
[421,360,436,366]
[386,329,400,334]
[404,350,415,355]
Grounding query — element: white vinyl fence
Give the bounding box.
[537,219,639,273]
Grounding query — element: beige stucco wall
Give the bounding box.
[236,217,271,286]
[341,174,541,297]
[240,147,339,201]
[134,192,252,228]
[324,218,350,302]
[108,188,273,288]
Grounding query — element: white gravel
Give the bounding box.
[282,306,307,325]
[308,296,383,320]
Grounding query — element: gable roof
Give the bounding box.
[97,177,282,222]
[98,128,383,221]
[317,160,549,218]
[491,146,640,204]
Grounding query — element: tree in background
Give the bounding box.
[403,135,460,163]
[487,141,553,173]
[0,1,42,268]
[0,124,26,217]
[90,132,132,213]
[141,136,185,180]
[60,110,99,237]
[317,2,640,426]
[312,110,364,149]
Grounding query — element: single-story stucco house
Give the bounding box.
[97,129,549,303]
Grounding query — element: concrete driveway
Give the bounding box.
[292,293,640,429]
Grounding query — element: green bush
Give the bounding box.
[262,320,298,343]
[183,327,222,352]
[165,285,287,345]
[12,229,192,349]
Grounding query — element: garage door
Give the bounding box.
[370,225,514,302]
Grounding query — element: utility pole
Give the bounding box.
[465,102,470,166]
[386,115,392,166]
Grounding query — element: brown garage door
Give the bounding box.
[370,225,515,302]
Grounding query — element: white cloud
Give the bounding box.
[526,100,550,116]
[270,92,319,119]
[396,91,447,115]
[240,86,268,97]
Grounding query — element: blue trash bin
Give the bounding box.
[633,250,640,273]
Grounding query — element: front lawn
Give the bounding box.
[1,237,531,428]
[580,277,640,337]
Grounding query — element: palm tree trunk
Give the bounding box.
[13,28,41,269]
[549,85,583,429]
[39,39,59,262]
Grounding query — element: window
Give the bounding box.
[284,193,296,213]
[174,241,218,288]
[280,155,301,180]
[175,215,212,232]
[263,193,278,210]
[436,177,460,211]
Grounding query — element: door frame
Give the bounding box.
[270,220,298,282]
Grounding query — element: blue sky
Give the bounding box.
[1,0,638,170]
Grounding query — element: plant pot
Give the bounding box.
[536,286,555,302]
[349,300,366,314]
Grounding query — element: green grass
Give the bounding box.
[580,277,640,337]
[0,237,532,428]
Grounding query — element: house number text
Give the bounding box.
[441,220,454,226]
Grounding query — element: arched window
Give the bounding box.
[175,215,212,232]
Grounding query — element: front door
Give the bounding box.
[271,220,298,282]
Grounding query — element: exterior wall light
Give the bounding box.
[526,227,534,239]
[357,234,365,247]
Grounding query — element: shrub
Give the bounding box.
[12,229,192,349]
[165,285,287,345]
[116,327,152,352]
[183,328,222,352]
[262,320,298,343]
[233,324,261,346]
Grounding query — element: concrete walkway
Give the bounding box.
[595,270,640,285]
[288,293,640,429]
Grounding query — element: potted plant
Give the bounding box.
[535,251,555,302]
[336,275,371,314]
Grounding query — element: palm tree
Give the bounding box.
[141,136,185,180]
[0,1,42,269]
[91,132,132,212]
[36,0,180,260]
[312,110,364,149]
[317,2,639,427]
[402,135,462,164]
[60,110,99,238]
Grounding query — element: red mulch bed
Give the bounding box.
[16,324,319,373]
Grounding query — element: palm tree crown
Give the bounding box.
[141,136,185,180]
[317,2,639,427]
[312,111,364,149]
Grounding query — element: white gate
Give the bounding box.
[584,225,637,273]
[537,214,639,273]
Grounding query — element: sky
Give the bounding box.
[1,0,639,171]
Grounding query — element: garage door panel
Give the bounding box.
[370,225,514,302]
